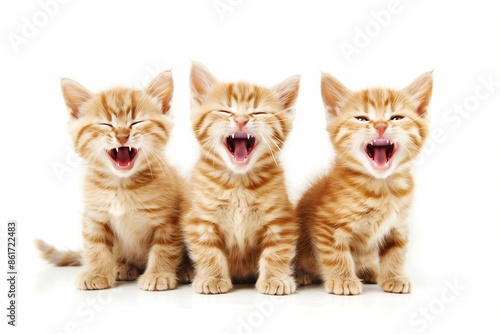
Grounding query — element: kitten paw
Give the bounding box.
[324,278,362,295]
[256,276,297,295]
[76,271,114,290]
[115,263,138,281]
[380,277,411,293]
[138,273,178,291]
[193,276,232,294]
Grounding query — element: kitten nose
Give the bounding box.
[116,129,130,145]
[236,119,248,131]
[117,135,129,145]
[375,123,387,137]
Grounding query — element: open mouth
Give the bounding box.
[224,132,258,165]
[365,139,396,170]
[108,146,138,170]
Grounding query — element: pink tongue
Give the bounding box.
[233,139,248,162]
[116,147,131,166]
[373,147,387,166]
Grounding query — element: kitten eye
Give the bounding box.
[217,110,232,115]
[97,123,113,127]
[131,121,144,127]
[390,115,405,121]
[252,112,267,116]
[355,116,369,122]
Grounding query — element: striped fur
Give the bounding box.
[295,72,433,294]
[37,71,191,290]
[183,62,300,294]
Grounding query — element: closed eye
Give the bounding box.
[131,121,145,126]
[355,116,369,122]
[252,112,268,116]
[390,115,405,121]
[97,122,113,127]
[217,110,232,115]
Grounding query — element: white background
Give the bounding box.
[1,0,499,333]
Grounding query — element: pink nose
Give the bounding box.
[237,119,248,131]
[117,135,129,145]
[375,123,387,137]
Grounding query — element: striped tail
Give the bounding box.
[34,239,82,266]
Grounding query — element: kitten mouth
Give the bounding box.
[108,146,138,170]
[224,132,258,165]
[365,139,397,170]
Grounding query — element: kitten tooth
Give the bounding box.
[129,147,132,152]
[115,148,119,153]
[231,134,235,139]
[247,134,250,139]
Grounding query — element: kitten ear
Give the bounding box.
[272,75,301,112]
[60,78,93,120]
[146,70,174,115]
[321,73,350,119]
[403,71,433,116]
[190,62,218,106]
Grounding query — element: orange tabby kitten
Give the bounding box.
[295,72,433,295]
[183,62,300,295]
[36,71,188,290]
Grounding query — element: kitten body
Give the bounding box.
[183,63,300,294]
[37,71,191,290]
[295,72,433,294]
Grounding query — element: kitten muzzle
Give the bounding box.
[225,132,257,163]
[108,146,138,170]
[366,139,396,170]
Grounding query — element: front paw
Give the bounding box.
[325,278,362,295]
[76,271,114,290]
[138,272,178,291]
[115,263,139,281]
[193,276,232,294]
[380,277,411,293]
[256,276,297,295]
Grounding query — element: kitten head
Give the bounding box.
[190,62,300,174]
[61,71,174,178]
[321,72,433,179]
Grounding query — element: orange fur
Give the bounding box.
[36,71,192,290]
[183,62,300,295]
[295,72,433,294]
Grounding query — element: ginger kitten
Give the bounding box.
[183,62,300,295]
[295,72,433,294]
[36,71,189,290]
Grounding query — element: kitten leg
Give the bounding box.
[138,221,183,291]
[76,215,115,290]
[115,263,139,281]
[316,223,362,295]
[378,227,411,293]
[354,246,379,284]
[256,217,297,295]
[186,218,232,294]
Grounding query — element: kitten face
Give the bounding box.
[322,72,433,178]
[61,71,174,178]
[190,62,300,174]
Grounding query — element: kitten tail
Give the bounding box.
[34,239,82,266]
